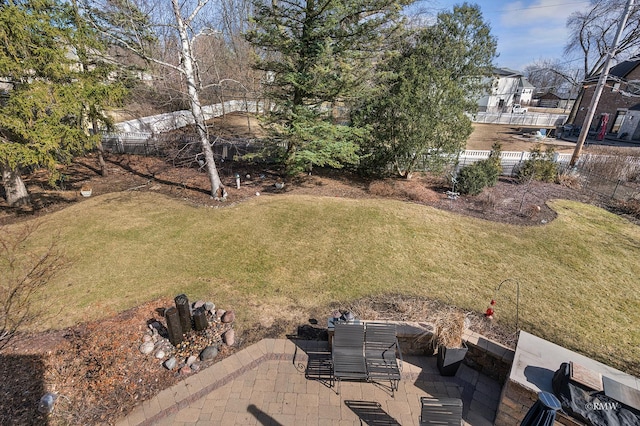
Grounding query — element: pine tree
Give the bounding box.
[246,0,411,175]
[0,0,125,205]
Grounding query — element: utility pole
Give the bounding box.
[569,0,635,167]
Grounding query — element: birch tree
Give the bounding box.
[84,0,227,198]
[170,0,225,198]
[564,0,640,122]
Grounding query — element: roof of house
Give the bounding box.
[493,67,523,77]
[609,58,640,78]
[520,78,535,88]
[536,92,561,100]
[584,58,640,83]
[535,91,577,100]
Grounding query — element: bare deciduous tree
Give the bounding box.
[564,0,640,122]
[0,223,68,351]
[84,0,228,198]
[565,0,640,78]
[524,59,578,97]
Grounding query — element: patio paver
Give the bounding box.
[116,339,501,425]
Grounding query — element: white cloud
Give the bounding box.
[499,0,579,26]
[493,0,590,69]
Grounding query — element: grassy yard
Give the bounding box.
[7,191,640,375]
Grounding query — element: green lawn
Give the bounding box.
[8,191,640,375]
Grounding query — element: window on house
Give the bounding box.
[611,110,627,133]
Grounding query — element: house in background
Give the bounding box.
[572,57,640,140]
[533,91,576,112]
[477,68,535,113]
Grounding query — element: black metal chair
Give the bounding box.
[364,322,403,396]
[419,396,463,425]
[332,322,367,395]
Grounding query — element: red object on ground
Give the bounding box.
[597,114,609,141]
[485,299,496,318]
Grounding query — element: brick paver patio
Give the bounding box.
[116,339,501,425]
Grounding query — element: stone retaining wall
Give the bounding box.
[494,379,538,425]
[392,322,515,385]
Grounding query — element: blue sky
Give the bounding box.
[418,0,594,72]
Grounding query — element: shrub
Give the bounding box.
[516,144,558,183]
[457,142,502,195]
[484,142,503,186]
[479,190,497,212]
[557,169,583,189]
[457,162,489,195]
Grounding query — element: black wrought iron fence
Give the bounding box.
[576,169,640,202]
[101,132,270,165]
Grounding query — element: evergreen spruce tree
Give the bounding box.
[353,3,496,178]
[0,0,125,205]
[246,0,411,175]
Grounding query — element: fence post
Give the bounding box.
[612,179,621,200]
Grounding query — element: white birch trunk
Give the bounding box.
[171,0,225,199]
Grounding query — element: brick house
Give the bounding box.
[573,58,640,139]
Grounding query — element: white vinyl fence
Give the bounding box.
[102,103,608,178]
[471,112,568,127]
[113,100,263,133]
[456,150,573,176]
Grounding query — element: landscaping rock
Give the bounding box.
[155,350,165,359]
[215,309,226,319]
[221,310,235,323]
[200,345,218,361]
[164,357,177,370]
[223,329,235,346]
[139,341,154,355]
[148,320,167,338]
[38,392,57,414]
[204,302,215,312]
[190,362,201,372]
[186,355,197,366]
[193,300,205,310]
[180,365,192,375]
[143,334,153,343]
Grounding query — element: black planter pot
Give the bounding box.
[436,343,468,376]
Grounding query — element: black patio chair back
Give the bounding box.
[332,322,367,395]
[419,396,463,425]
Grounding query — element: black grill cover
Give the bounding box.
[552,362,640,426]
